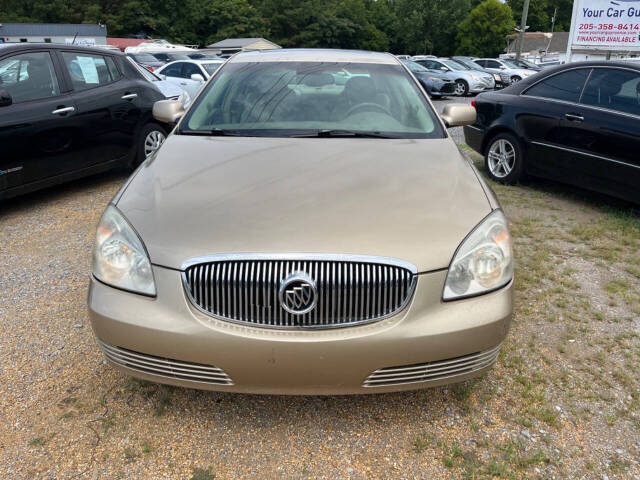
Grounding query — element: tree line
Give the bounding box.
[0,0,574,57]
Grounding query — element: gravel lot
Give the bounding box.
[1,122,639,479]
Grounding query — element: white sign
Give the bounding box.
[65,38,97,47]
[569,0,640,49]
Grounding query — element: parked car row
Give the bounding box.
[0,43,175,200]
[399,55,542,96]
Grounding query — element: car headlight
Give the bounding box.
[443,210,513,300]
[92,205,156,296]
[427,77,441,82]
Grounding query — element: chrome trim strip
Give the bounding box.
[530,141,640,170]
[181,253,418,274]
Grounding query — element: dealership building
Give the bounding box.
[0,23,108,46]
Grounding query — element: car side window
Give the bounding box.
[0,52,60,103]
[62,52,117,91]
[181,63,202,79]
[162,63,183,78]
[581,68,640,117]
[524,69,590,103]
[105,57,122,81]
[486,60,501,68]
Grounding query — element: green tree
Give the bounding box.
[456,0,515,57]
[507,0,573,32]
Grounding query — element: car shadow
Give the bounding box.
[0,169,130,216]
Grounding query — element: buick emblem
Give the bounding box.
[279,272,317,315]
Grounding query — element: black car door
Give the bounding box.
[58,50,142,167]
[518,68,591,179]
[553,67,640,202]
[0,50,80,193]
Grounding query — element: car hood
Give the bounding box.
[116,135,492,271]
[153,80,184,99]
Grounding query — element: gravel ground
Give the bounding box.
[1,138,639,479]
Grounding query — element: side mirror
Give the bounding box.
[441,104,476,128]
[153,99,185,124]
[190,73,205,83]
[0,90,12,107]
[440,67,448,71]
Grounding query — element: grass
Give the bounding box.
[191,467,216,480]
[28,437,45,447]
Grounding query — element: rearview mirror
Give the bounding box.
[0,90,12,107]
[440,104,476,128]
[190,73,205,83]
[153,99,185,124]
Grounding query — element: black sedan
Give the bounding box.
[0,43,170,200]
[464,61,640,204]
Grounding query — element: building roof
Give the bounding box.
[229,48,398,65]
[207,38,279,49]
[0,23,107,37]
[505,32,569,54]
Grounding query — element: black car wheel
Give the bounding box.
[484,133,524,184]
[510,75,522,83]
[454,80,469,96]
[136,123,166,165]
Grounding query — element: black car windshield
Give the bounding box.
[131,53,159,63]
[180,61,444,138]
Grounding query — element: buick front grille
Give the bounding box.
[182,255,417,329]
[363,343,502,387]
[99,340,233,385]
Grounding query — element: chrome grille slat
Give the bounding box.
[363,344,502,387]
[183,255,417,330]
[99,340,234,385]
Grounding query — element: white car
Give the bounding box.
[473,58,537,83]
[156,59,225,98]
[127,57,191,108]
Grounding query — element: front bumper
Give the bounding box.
[89,265,513,394]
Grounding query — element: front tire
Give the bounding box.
[136,123,166,165]
[510,75,522,83]
[454,80,469,96]
[484,132,525,184]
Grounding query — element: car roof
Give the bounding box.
[0,42,124,56]
[228,48,398,65]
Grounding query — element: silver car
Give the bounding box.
[411,57,495,95]
[473,58,537,83]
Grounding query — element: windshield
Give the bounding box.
[131,53,158,63]
[180,61,444,139]
[128,58,160,82]
[202,62,223,75]
[441,60,467,70]
[401,60,429,73]
[454,59,482,71]
[502,59,537,69]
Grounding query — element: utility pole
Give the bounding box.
[516,0,531,60]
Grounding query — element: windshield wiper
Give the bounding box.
[209,128,243,136]
[292,129,392,138]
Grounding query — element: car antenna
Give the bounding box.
[72,32,78,45]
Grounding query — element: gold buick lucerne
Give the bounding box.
[88,49,513,394]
